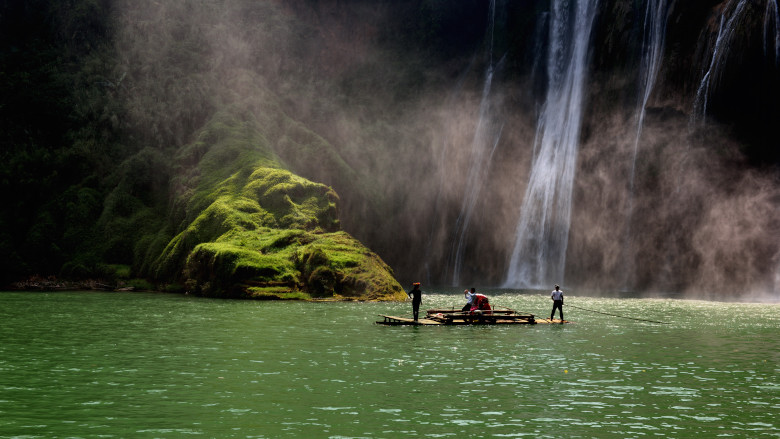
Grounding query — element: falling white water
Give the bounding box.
[632,0,668,171]
[623,0,669,289]
[503,0,599,289]
[692,0,749,125]
[450,0,504,285]
[765,0,780,65]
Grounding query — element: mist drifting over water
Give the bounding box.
[112,0,780,301]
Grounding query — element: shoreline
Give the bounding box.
[4,275,402,302]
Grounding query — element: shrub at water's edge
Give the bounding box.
[147,112,405,301]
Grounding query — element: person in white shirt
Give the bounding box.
[461,288,476,311]
[550,285,564,321]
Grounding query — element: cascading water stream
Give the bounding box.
[622,0,669,289]
[632,0,668,181]
[692,0,749,125]
[694,0,780,124]
[503,0,598,289]
[449,0,504,285]
[765,0,780,65]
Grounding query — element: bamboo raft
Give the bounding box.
[377,308,571,326]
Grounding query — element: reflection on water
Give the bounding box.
[0,290,777,438]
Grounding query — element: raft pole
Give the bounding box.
[565,304,670,324]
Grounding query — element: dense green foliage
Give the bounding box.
[0,0,406,299]
[1,0,118,281]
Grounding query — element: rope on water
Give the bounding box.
[565,304,670,324]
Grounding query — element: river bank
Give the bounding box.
[8,275,153,293]
[6,274,404,301]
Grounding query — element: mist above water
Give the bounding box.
[450,0,504,286]
[113,0,780,300]
[622,0,669,290]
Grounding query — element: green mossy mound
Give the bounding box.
[149,111,404,301]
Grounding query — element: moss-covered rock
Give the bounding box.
[149,110,404,301]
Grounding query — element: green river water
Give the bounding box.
[0,289,777,438]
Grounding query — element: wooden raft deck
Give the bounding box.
[377,315,443,325]
[376,315,571,326]
[377,308,572,326]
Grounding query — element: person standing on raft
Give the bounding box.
[408,282,422,321]
[550,285,564,322]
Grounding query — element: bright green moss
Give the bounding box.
[300,232,406,300]
[183,241,298,296]
[147,110,404,300]
[245,287,311,300]
[242,167,339,231]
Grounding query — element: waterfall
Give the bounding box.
[765,0,780,65]
[692,0,749,125]
[623,0,669,289]
[632,0,668,171]
[503,0,599,288]
[449,0,504,285]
